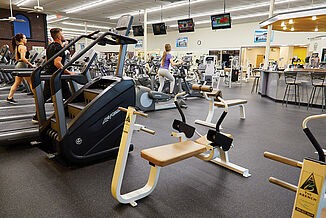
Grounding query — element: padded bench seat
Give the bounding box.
[141,141,206,167]
[214,99,247,107]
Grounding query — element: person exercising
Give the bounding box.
[32,28,75,123]
[7,33,35,104]
[157,44,182,94]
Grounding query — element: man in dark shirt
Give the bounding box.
[32,28,75,123]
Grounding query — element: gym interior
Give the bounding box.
[0,0,326,217]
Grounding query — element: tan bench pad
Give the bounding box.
[141,141,206,167]
[214,99,247,107]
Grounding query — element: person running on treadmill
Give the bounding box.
[157,44,182,94]
[32,28,75,123]
[7,33,36,104]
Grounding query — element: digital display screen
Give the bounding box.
[177,18,194,33]
[152,23,167,35]
[211,13,231,30]
[132,25,144,36]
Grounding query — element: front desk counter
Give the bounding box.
[259,69,326,106]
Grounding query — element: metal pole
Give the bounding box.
[144,9,148,61]
[84,22,88,46]
[263,0,275,70]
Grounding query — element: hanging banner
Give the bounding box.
[254,30,274,43]
[176,37,188,47]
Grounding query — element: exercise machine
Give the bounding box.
[265,114,326,218]
[28,15,137,165]
[195,87,247,129]
[111,87,250,207]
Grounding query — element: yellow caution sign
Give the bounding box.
[292,159,326,218]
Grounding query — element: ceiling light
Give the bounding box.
[283,26,287,30]
[289,19,294,24]
[62,22,111,30]
[315,27,319,32]
[108,0,209,20]
[291,27,294,31]
[312,16,317,20]
[108,0,301,20]
[281,21,285,26]
[15,0,33,7]
[47,17,69,24]
[48,27,90,33]
[65,0,116,13]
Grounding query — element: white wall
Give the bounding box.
[83,21,323,58]
[138,22,321,54]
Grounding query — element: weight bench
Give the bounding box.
[141,141,206,167]
[195,89,247,129]
[111,107,223,207]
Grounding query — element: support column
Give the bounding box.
[263,0,275,70]
[144,9,148,61]
[84,22,88,46]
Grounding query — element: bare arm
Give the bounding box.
[170,58,183,66]
[54,56,75,75]
[19,46,34,68]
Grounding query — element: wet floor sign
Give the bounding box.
[292,158,326,218]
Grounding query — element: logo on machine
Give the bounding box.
[102,109,120,125]
[300,173,318,195]
[75,138,83,145]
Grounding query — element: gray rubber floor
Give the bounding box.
[1,80,326,218]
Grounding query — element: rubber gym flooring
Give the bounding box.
[1,80,326,218]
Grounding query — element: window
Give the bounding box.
[13,15,31,38]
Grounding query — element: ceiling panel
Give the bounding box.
[0,0,325,37]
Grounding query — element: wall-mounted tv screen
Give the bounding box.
[211,13,231,30]
[152,23,166,35]
[177,18,194,33]
[132,25,144,36]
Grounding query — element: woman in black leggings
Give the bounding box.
[7,33,35,104]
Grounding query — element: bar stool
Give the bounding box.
[251,73,260,94]
[307,72,326,111]
[282,71,301,107]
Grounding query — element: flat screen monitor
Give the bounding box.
[152,23,166,35]
[132,25,144,36]
[211,13,231,30]
[177,18,194,33]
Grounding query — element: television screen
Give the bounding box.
[132,25,144,36]
[177,18,194,33]
[211,13,231,30]
[152,23,166,35]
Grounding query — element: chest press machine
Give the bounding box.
[265,114,326,218]
[111,87,250,207]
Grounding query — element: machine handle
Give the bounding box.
[174,92,186,102]
[269,177,298,192]
[264,152,303,168]
[87,30,100,38]
[192,84,213,92]
[302,114,326,129]
[140,127,155,135]
[118,107,148,117]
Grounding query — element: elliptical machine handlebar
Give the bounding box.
[302,114,326,162]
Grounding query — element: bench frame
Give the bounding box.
[195,92,246,129]
[111,107,161,207]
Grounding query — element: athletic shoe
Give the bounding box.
[32,115,38,124]
[6,97,18,104]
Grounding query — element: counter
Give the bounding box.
[259,69,326,106]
